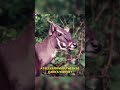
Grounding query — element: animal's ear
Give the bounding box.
[64,27,70,32]
[49,23,55,35]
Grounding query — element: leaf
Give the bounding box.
[80,53,85,67]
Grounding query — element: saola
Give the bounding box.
[35,21,77,76]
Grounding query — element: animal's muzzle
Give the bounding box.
[85,39,102,57]
[56,37,77,50]
[73,43,77,48]
[68,42,77,50]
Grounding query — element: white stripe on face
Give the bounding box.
[56,29,64,34]
[68,42,72,46]
[56,38,67,50]
[62,42,66,47]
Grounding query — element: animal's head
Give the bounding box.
[85,26,102,57]
[48,21,77,50]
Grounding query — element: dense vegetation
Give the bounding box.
[0,0,34,43]
[35,14,85,76]
[35,0,84,15]
[36,0,120,90]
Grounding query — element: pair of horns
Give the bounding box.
[47,20,70,32]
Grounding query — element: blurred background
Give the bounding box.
[36,76,85,90]
[86,0,120,90]
[0,0,120,90]
[0,0,34,43]
[35,0,85,15]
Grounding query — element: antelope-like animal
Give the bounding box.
[35,21,77,76]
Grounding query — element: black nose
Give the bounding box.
[73,43,77,48]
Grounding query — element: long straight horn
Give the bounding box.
[47,20,53,24]
[47,20,65,32]
[47,20,59,27]
[47,20,58,27]
[64,26,70,32]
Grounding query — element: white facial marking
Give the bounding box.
[64,27,70,32]
[71,44,75,48]
[68,42,75,50]
[69,42,72,46]
[56,29,64,34]
[62,42,66,47]
[56,38,67,50]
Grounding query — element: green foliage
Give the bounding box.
[81,53,85,67]
[0,0,34,27]
[35,0,85,15]
[0,0,34,43]
[0,26,23,43]
[35,14,82,42]
[35,14,85,76]
[38,77,85,90]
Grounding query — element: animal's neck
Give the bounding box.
[47,36,57,50]
[35,35,58,67]
[47,35,58,58]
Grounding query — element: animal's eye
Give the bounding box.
[58,33,62,36]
